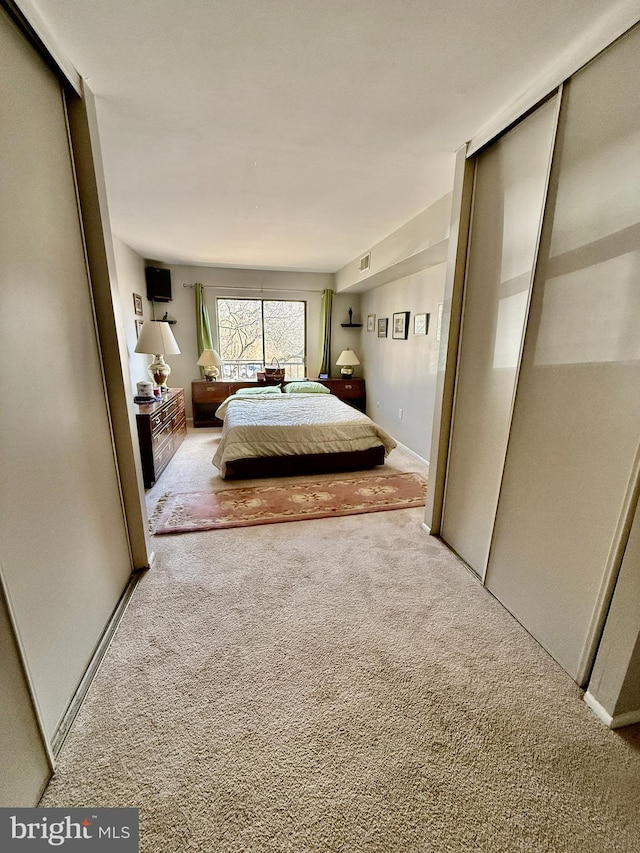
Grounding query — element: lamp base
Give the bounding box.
[203,366,219,381]
[148,354,171,391]
[340,367,354,377]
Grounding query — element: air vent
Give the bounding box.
[359,252,371,273]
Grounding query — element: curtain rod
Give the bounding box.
[182,283,326,294]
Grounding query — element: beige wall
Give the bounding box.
[359,266,446,460]
[335,194,451,292]
[335,193,452,461]
[113,236,153,394]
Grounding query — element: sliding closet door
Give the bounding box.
[0,585,50,805]
[485,26,640,683]
[0,7,132,745]
[440,97,557,575]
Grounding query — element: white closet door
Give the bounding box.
[0,8,132,742]
[485,26,640,683]
[441,97,558,575]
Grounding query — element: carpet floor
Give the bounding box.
[40,429,640,852]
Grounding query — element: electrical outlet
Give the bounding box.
[398,407,403,420]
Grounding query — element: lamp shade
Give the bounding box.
[134,321,181,355]
[197,349,222,368]
[336,349,360,366]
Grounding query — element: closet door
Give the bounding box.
[0,586,50,806]
[0,7,132,747]
[485,26,640,683]
[441,97,558,575]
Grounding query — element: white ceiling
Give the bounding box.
[28,0,636,272]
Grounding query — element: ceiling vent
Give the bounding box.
[359,252,371,273]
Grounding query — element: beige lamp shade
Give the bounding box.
[197,348,222,380]
[336,349,360,377]
[134,321,181,355]
[336,349,360,367]
[196,349,222,368]
[134,321,180,390]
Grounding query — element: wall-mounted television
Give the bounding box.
[145,266,172,302]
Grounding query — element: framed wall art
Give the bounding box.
[367,314,376,332]
[377,317,388,338]
[133,292,143,316]
[413,313,429,335]
[392,311,410,340]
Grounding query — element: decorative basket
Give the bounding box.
[263,357,285,382]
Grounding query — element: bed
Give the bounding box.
[212,386,396,479]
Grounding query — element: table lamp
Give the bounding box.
[336,349,360,378]
[197,349,222,380]
[134,321,181,391]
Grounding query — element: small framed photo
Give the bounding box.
[367,314,376,332]
[413,313,429,335]
[392,311,410,340]
[377,317,388,338]
[135,319,144,338]
[133,293,144,316]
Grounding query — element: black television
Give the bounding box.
[145,267,172,302]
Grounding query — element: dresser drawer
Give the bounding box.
[192,382,228,403]
[334,382,361,398]
[153,431,178,475]
[152,419,172,451]
[150,410,165,432]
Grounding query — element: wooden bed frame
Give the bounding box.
[222,444,386,480]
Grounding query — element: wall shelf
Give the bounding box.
[340,322,362,328]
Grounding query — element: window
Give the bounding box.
[216,298,306,380]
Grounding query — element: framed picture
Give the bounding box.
[133,293,143,316]
[413,313,429,335]
[377,317,388,338]
[392,311,410,340]
[367,314,376,332]
[436,302,444,342]
[135,319,144,338]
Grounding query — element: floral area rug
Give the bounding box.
[153,472,427,534]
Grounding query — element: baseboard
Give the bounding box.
[51,572,141,756]
[421,522,432,535]
[583,691,640,729]
[393,440,429,472]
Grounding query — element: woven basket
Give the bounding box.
[263,357,285,382]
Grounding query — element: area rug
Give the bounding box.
[153,472,427,534]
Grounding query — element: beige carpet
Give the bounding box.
[40,429,640,851]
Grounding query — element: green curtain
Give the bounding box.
[318,288,333,377]
[195,283,214,378]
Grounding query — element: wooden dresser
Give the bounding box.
[192,378,366,427]
[135,388,187,487]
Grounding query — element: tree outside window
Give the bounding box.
[216,299,306,380]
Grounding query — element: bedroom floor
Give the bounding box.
[39,428,640,852]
